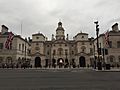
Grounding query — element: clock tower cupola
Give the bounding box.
[56,22,65,40]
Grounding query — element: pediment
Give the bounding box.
[31,52,45,56]
[52,39,68,44]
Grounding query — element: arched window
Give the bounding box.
[58,48,63,55]
[109,56,115,62]
[81,46,86,53]
[53,50,56,55]
[6,57,12,63]
[18,57,21,64]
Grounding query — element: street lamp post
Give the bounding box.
[94,21,102,70]
[93,44,96,69]
[25,38,27,68]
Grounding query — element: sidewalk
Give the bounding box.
[0,67,93,72]
[28,67,92,72]
[1,67,120,72]
[93,68,120,72]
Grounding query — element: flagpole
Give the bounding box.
[103,29,109,69]
[21,22,22,36]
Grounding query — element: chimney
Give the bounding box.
[112,23,119,32]
[1,25,9,34]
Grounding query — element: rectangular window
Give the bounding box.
[117,41,120,48]
[36,43,39,45]
[0,43,3,49]
[90,48,93,54]
[65,44,67,46]
[53,50,56,55]
[72,51,74,55]
[22,44,24,51]
[109,41,112,48]
[19,44,21,51]
[65,49,68,55]
[47,51,49,55]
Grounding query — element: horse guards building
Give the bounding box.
[0,21,120,68]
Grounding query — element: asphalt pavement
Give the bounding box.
[0,68,120,90]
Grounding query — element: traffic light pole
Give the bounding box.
[94,21,102,70]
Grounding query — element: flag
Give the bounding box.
[104,30,109,47]
[5,32,14,49]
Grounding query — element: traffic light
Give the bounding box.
[96,24,99,28]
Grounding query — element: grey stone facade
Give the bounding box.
[0,22,120,68]
[0,25,31,68]
[92,23,120,67]
[31,22,93,68]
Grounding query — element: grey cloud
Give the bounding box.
[0,0,120,39]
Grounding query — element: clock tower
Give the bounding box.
[56,22,65,40]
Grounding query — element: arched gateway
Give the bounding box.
[57,58,64,68]
[79,56,86,67]
[35,57,41,67]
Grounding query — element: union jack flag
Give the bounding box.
[5,32,14,49]
[104,30,109,47]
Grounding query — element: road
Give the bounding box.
[0,69,120,90]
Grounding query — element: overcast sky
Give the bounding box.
[0,0,120,40]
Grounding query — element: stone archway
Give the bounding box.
[57,58,64,64]
[35,57,41,67]
[57,58,64,68]
[79,56,86,67]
